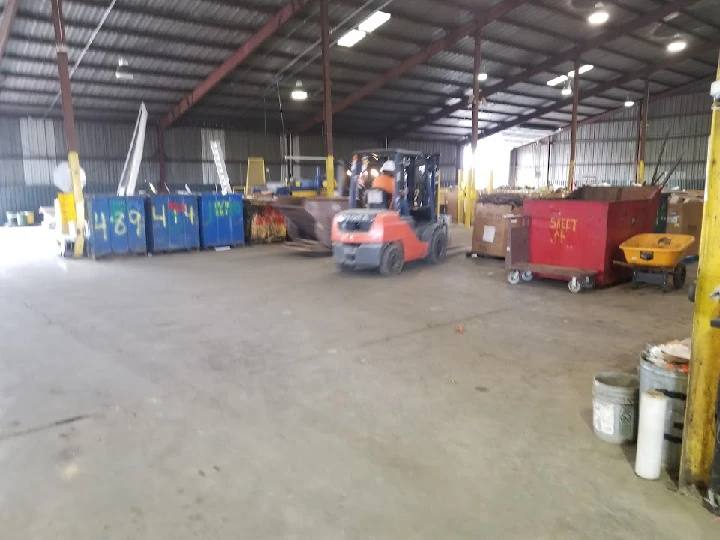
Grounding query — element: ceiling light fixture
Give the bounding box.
[561,80,572,96]
[478,72,488,82]
[338,28,366,47]
[588,3,609,25]
[547,65,593,86]
[115,57,133,81]
[358,11,391,33]
[624,98,634,108]
[666,38,687,53]
[291,80,308,101]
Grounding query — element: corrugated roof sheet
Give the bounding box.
[0,0,716,142]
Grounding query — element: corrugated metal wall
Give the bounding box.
[0,116,460,219]
[511,89,711,190]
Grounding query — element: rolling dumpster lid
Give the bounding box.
[568,186,659,202]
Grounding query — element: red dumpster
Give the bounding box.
[506,186,660,292]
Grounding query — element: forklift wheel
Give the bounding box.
[379,243,404,276]
[673,262,687,289]
[427,229,448,264]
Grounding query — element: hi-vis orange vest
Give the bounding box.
[372,173,394,196]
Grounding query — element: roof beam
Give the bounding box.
[476,38,720,141]
[159,0,310,129]
[0,0,20,64]
[395,0,704,136]
[293,0,529,133]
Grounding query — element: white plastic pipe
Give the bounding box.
[635,390,668,480]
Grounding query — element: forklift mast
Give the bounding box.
[348,149,440,221]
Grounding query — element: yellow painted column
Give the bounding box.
[488,169,494,194]
[325,155,335,197]
[679,64,720,491]
[68,150,85,257]
[637,160,645,185]
[457,168,464,225]
[436,170,442,216]
[465,168,473,229]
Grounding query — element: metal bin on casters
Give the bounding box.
[86,195,147,258]
[506,186,661,292]
[198,193,245,249]
[146,195,200,253]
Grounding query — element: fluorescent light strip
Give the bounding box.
[358,11,391,33]
[338,28,366,47]
[547,65,593,86]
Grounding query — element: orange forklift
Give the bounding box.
[331,149,448,275]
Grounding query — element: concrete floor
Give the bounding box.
[1,226,717,539]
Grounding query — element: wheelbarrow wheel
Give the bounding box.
[673,262,687,289]
[568,277,583,294]
[507,270,521,285]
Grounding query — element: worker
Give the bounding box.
[372,160,396,203]
[371,160,410,215]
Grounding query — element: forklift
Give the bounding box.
[331,149,448,276]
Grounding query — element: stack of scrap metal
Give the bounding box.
[477,192,526,207]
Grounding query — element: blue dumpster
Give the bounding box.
[199,193,245,248]
[86,195,147,258]
[146,195,200,253]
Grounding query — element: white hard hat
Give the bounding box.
[380,160,396,173]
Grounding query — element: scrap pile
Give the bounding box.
[643,338,691,373]
[244,201,287,245]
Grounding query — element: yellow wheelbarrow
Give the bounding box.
[615,233,695,292]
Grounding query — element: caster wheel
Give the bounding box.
[568,277,583,294]
[673,263,687,289]
[521,270,534,282]
[507,270,521,285]
[583,276,595,289]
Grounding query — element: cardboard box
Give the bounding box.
[667,192,704,255]
[471,203,522,258]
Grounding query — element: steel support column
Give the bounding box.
[568,59,580,191]
[637,78,650,184]
[546,137,552,188]
[680,58,720,492]
[157,126,167,192]
[320,0,334,197]
[470,29,481,214]
[51,0,84,258]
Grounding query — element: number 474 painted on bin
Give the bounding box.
[152,203,195,227]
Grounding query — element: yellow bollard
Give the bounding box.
[325,155,335,197]
[637,160,645,185]
[465,168,474,229]
[457,168,464,225]
[436,170,442,216]
[68,151,85,257]
[679,64,720,491]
